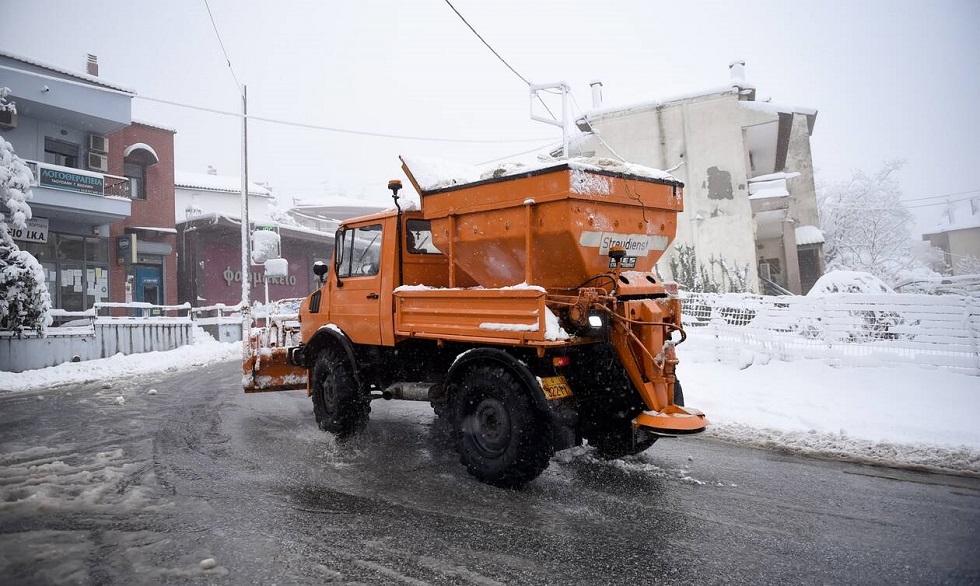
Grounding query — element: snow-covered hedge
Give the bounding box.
[1,132,52,336]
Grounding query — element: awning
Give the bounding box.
[129,226,177,235]
[123,142,160,165]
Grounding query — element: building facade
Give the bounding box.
[174,173,342,306]
[107,122,178,311]
[922,199,980,276]
[567,65,824,294]
[2,52,131,315]
[1,52,179,316]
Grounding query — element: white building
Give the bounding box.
[564,63,824,294]
[174,168,273,224]
[922,198,980,276]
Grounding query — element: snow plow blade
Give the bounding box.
[242,326,308,393]
[634,405,708,435]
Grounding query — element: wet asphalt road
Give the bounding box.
[1,359,978,585]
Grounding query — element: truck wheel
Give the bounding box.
[450,365,553,488]
[311,346,369,439]
[674,379,685,407]
[588,424,657,460]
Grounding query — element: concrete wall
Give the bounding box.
[0,320,192,373]
[948,228,980,275]
[584,92,761,292]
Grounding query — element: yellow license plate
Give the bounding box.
[540,376,573,400]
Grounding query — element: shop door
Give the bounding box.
[59,264,85,312]
[135,266,163,315]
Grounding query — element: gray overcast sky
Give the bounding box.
[2,0,978,236]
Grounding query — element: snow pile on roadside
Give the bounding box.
[0,327,240,392]
[679,335,980,476]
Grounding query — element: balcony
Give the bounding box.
[24,160,132,227]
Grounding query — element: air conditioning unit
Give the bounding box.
[87,151,108,173]
[88,134,108,153]
[0,109,17,130]
[759,262,772,281]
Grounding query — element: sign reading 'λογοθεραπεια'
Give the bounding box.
[39,167,104,195]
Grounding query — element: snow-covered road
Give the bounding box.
[3,329,977,476]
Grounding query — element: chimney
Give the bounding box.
[86,54,99,77]
[590,80,603,109]
[729,60,746,85]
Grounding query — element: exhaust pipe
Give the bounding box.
[380,382,439,402]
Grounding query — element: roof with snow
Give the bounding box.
[175,171,272,197]
[795,225,825,245]
[0,51,134,94]
[131,119,177,134]
[576,84,817,136]
[922,199,980,235]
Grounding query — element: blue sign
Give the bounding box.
[39,167,104,195]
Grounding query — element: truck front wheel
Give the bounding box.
[450,365,553,488]
[311,346,369,439]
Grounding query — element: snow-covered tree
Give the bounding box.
[1,89,52,336]
[818,161,935,285]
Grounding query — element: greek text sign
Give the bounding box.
[9,217,49,243]
[39,167,104,195]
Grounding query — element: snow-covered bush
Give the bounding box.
[818,161,937,286]
[0,123,52,336]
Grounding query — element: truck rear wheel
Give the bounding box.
[311,346,369,439]
[450,365,553,488]
[587,380,683,459]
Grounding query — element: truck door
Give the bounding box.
[331,223,384,345]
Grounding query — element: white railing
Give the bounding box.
[681,292,980,375]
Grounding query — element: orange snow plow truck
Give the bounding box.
[243,157,707,487]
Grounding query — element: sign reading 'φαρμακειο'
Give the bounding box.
[7,217,49,243]
[39,167,104,195]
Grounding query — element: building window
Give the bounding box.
[44,137,79,168]
[124,161,146,200]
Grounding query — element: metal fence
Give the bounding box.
[681,292,980,375]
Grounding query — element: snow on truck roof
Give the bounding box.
[401,156,682,194]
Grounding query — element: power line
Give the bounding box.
[902,188,980,203]
[822,193,978,211]
[133,94,552,143]
[202,0,242,95]
[443,0,529,85]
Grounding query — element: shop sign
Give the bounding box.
[38,166,104,195]
[223,265,297,288]
[9,217,49,243]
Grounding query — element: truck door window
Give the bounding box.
[405,219,442,255]
[337,224,383,277]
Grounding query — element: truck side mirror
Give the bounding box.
[313,260,328,283]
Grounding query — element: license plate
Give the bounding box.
[540,376,573,400]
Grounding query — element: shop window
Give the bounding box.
[44,137,79,168]
[124,161,146,200]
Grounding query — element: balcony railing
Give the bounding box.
[25,160,131,199]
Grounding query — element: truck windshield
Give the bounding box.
[337,224,383,277]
